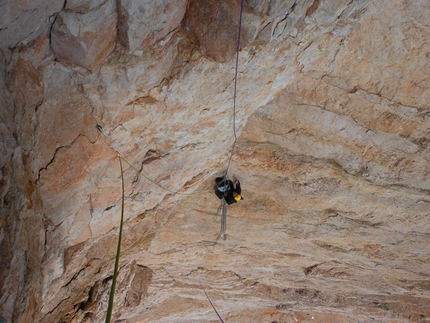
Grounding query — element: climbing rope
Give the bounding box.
[200,279,226,323]
[205,1,245,320]
[105,156,125,323]
[213,0,245,245]
[102,1,245,321]
[96,126,201,197]
[97,0,245,195]
[215,0,245,243]
[119,155,191,196]
[224,0,245,179]
[212,0,245,252]
[214,199,227,244]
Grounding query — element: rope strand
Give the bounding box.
[224,0,245,179]
[199,279,225,323]
[102,2,245,320]
[105,156,125,323]
[96,127,202,196]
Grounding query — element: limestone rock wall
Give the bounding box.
[51,0,118,71]
[0,0,429,322]
[0,52,45,322]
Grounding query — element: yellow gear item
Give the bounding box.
[234,194,242,201]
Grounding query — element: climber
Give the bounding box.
[215,177,243,205]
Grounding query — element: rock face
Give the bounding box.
[51,0,117,71]
[117,0,188,54]
[1,0,429,322]
[0,0,64,60]
[183,0,260,63]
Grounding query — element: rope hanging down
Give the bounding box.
[200,280,226,323]
[102,1,245,321]
[105,156,125,323]
[215,0,245,246]
[224,0,245,179]
[206,1,245,321]
[216,199,228,243]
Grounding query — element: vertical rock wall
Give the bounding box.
[0,48,45,323]
[0,0,429,322]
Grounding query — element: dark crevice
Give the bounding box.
[37,144,65,181]
[258,21,272,36]
[305,0,321,17]
[272,14,288,37]
[221,77,235,93]
[303,264,321,276]
[102,275,113,285]
[141,149,168,166]
[130,149,170,189]
[48,9,59,49]
[116,0,130,50]
[291,1,298,12]
[36,134,94,181]
[40,297,71,319]
[63,265,88,288]
[103,205,116,212]
[271,0,299,38]
[337,0,355,20]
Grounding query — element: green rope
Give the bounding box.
[105,156,125,323]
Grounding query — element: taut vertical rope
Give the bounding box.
[224,0,245,179]
[205,2,246,321]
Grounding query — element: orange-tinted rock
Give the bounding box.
[1,0,430,322]
[0,0,63,58]
[8,58,44,152]
[51,0,117,71]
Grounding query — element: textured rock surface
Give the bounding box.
[183,0,260,63]
[0,0,429,322]
[117,0,188,53]
[51,0,117,71]
[0,0,63,59]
